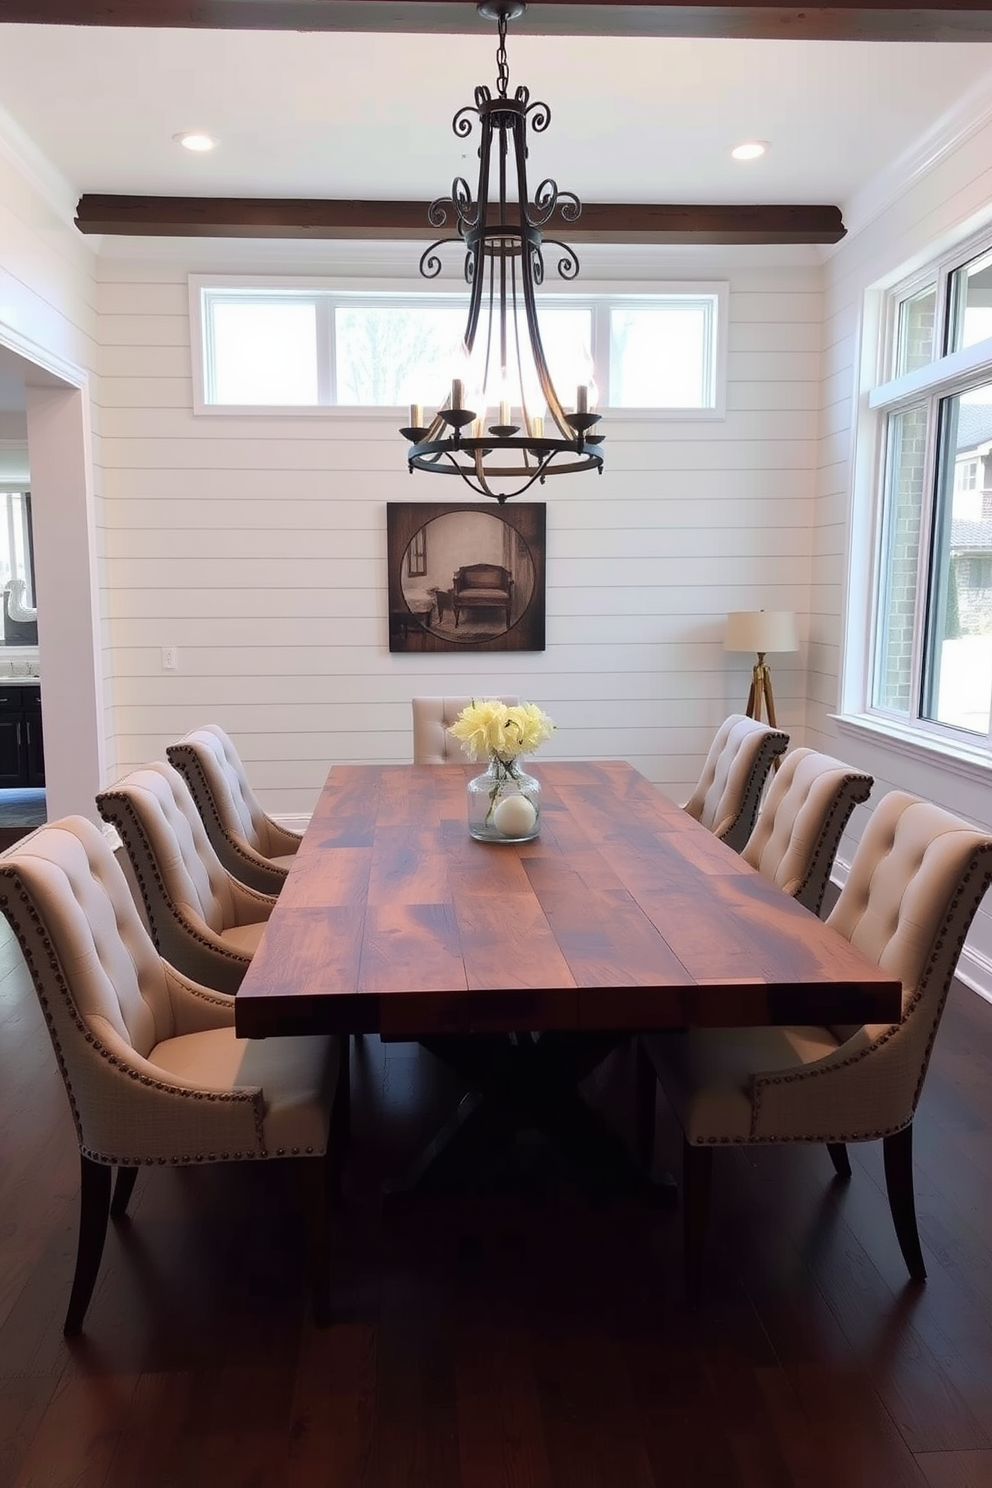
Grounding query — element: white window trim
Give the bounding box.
[188,274,728,420]
[842,226,992,765]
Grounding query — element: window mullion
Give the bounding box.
[316,296,335,405]
[912,396,943,717]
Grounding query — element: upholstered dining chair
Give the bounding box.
[740,746,874,914]
[682,713,790,852]
[96,761,276,994]
[411,694,521,764]
[639,789,992,1304]
[166,723,302,894]
[0,815,343,1334]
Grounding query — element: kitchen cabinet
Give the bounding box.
[0,684,44,788]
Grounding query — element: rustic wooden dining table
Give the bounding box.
[235,760,902,1195]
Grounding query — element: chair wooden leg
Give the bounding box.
[297,1156,333,1327]
[110,1164,139,1217]
[883,1124,927,1281]
[683,1137,713,1308]
[827,1142,852,1179]
[634,1038,657,1167]
[64,1153,112,1335]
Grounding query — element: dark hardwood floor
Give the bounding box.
[3,907,992,1487]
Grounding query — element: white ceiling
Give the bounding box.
[1,19,992,417]
[1,24,992,209]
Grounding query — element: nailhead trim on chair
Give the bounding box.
[97,791,253,967]
[792,772,873,914]
[166,743,289,887]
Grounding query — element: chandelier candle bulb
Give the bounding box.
[531,415,544,438]
[500,397,511,427]
[451,379,464,412]
[576,385,589,415]
[410,404,423,429]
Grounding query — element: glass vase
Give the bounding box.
[467,756,541,842]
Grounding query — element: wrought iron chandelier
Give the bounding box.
[399,0,604,503]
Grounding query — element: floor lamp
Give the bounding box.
[724,610,799,729]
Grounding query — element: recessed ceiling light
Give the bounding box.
[174,131,216,153]
[731,140,768,162]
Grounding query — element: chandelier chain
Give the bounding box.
[495,11,510,98]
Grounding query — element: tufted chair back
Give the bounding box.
[741,747,874,913]
[682,713,790,852]
[412,695,521,765]
[166,724,302,894]
[0,813,342,1334]
[96,761,276,994]
[0,816,182,1076]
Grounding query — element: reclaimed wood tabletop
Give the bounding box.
[234,760,902,1040]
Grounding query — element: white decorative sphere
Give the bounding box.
[492,793,537,837]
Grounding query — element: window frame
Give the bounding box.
[843,224,992,771]
[188,275,728,419]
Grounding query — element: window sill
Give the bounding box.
[832,712,992,787]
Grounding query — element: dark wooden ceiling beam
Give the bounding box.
[73,195,846,244]
[7,1,992,42]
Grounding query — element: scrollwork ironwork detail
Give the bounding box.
[542,239,580,280]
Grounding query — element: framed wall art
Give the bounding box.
[386,502,546,653]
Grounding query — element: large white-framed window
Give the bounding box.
[189,277,727,417]
[861,233,992,757]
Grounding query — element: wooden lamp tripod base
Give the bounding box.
[745,652,778,728]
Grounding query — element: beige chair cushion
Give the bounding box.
[148,1026,339,1156]
[219,922,267,955]
[644,1025,843,1142]
[741,747,873,913]
[682,713,790,852]
[166,725,303,895]
[412,695,521,764]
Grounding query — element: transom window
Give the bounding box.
[190,278,726,416]
[866,232,992,748]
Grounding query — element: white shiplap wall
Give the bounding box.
[97,246,820,817]
[814,116,992,991]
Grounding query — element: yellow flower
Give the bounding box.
[448,698,556,764]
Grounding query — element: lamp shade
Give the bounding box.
[724,610,799,655]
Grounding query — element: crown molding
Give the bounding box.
[832,71,992,253]
[0,104,78,230]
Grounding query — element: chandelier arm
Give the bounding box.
[418,236,463,279]
[539,238,581,282]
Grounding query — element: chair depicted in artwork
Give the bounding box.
[0,815,343,1333]
[639,789,992,1303]
[412,695,521,765]
[682,713,790,853]
[96,761,277,994]
[740,746,875,914]
[166,724,302,895]
[451,563,514,629]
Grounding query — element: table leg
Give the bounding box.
[383,1032,676,1205]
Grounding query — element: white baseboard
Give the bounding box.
[273,813,312,834]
